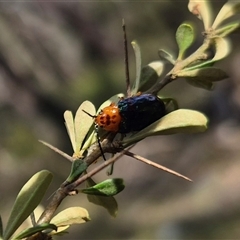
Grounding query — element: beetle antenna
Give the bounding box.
[122,19,131,97]
[94,124,107,161]
[82,109,96,118]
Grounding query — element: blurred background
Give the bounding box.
[1,0,240,239]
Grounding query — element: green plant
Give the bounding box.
[1,1,240,239]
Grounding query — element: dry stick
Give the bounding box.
[39,140,74,162]
[122,19,131,97]
[123,150,192,182]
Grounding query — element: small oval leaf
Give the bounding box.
[162,98,179,113]
[186,78,213,90]
[212,37,231,62]
[215,22,240,37]
[179,67,228,81]
[81,178,125,196]
[14,223,57,239]
[158,49,175,64]
[86,178,118,217]
[122,109,208,147]
[81,130,96,152]
[3,170,53,240]
[138,61,164,92]
[74,101,96,155]
[63,159,88,186]
[131,41,142,95]
[212,1,240,29]
[87,194,118,218]
[50,207,90,228]
[184,37,231,70]
[64,111,76,152]
[176,23,195,59]
[188,0,213,30]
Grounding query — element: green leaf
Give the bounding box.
[82,178,125,196]
[122,109,208,147]
[50,207,90,232]
[176,23,195,59]
[179,67,228,81]
[64,101,96,158]
[186,78,213,90]
[131,41,142,95]
[3,170,53,240]
[212,37,231,61]
[188,0,213,30]
[64,110,75,152]
[162,98,179,113]
[185,37,231,70]
[87,195,118,218]
[86,178,118,217]
[214,21,240,37]
[14,223,57,239]
[212,1,240,29]
[74,101,96,155]
[158,49,175,64]
[81,130,95,152]
[63,159,88,186]
[138,61,164,92]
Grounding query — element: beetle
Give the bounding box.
[95,93,166,133]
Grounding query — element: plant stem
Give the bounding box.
[148,38,212,94]
[37,136,120,225]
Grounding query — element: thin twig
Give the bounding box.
[148,37,213,95]
[37,150,125,225]
[147,74,173,95]
[123,150,192,182]
[122,19,131,97]
[39,140,73,162]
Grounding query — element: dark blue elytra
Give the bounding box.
[117,94,165,133]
